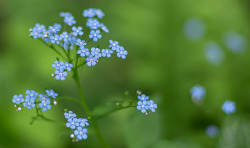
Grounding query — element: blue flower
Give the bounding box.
[137,101,148,113]
[25,90,38,101]
[46,89,58,99]
[222,100,236,114]
[147,100,157,112]
[89,30,102,42]
[23,99,36,110]
[77,47,90,57]
[204,42,224,66]
[86,55,98,67]
[183,18,205,41]
[30,24,46,39]
[86,19,100,29]
[60,12,72,17]
[12,94,24,104]
[38,94,50,102]
[101,49,113,57]
[50,35,62,45]
[78,118,89,127]
[38,99,51,112]
[49,24,61,34]
[116,46,127,59]
[83,8,95,18]
[72,26,83,36]
[64,16,76,26]
[74,127,88,140]
[54,69,68,81]
[61,32,72,43]
[100,23,109,33]
[76,39,87,47]
[109,40,119,50]
[223,32,247,54]
[91,47,101,58]
[137,94,149,101]
[190,85,206,101]
[64,111,77,120]
[66,118,79,129]
[206,125,219,138]
[64,62,73,71]
[95,9,105,19]
[52,61,66,70]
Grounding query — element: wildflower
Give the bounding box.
[86,55,98,66]
[90,47,101,58]
[109,40,119,50]
[72,26,84,36]
[48,24,61,34]
[38,94,50,102]
[190,85,206,102]
[75,39,87,47]
[116,46,127,59]
[147,100,157,112]
[223,32,247,54]
[137,101,148,113]
[101,49,113,57]
[52,61,66,70]
[61,32,72,43]
[12,94,24,104]
[204,42,224,66]
[46,89,58,99]
[74,127,88,140]
[66,118,79,129]
[183,18,205,41]
[64,16,76,26]
[77,47,90,57]
[206,125,219,138]
[60,12,72,17]
[64,111,77,120]
[95,9,104,19]
[89,30,102,42]
[23,99,36,110]
[78,118,89,127]
[38,99,52,112]
[222,100,236,114]
[25,90,38,100]
[86,19,100,29]
[100,23,109,33]
[83,8,95,18]
[50,35,62,45]
[64,62,73,71]
[54,69,68,81]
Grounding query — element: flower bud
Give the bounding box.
[70,134,74,138]
[53,100,57,105]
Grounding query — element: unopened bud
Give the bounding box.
[16,107,21,111]
[70,134,74,138]
[53,100,57,105]
[51,73,55,77]
[29,28,33,32]
[14,105,17,108]
[75,139,79,142]
[136,90,142,95]
[145,112,148,115]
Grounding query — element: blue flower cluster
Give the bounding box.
[222,100,236,114]
[64,110,89,142]
[190,85,206,105]
[206,125,219,138]
[12,89,58,112]
[52,61,73,80]
[136,94,157,114]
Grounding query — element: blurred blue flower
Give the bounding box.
[89,30,102,42]
[100,23,109,33]
[78,118,89,127]
[64,16,76,26]
[38,94,50,102]
[74,127,88,140]
[109,40,119,50]
[190,85,206,103]
[54,69,68,81]
[64,111,77,120]
[77,47,90,57]
[222,100,236,114]
[206,125,219,138]
[38,99,51,112]
[60,12,72,17]
[204,42,224,66]
[76,39,87,47]
[147,100,157,112]
[91,47,101,58]
[50,35,62,45]
[116,46,127,59]
[223,32,247,54]
[101,49,113,57]
[137,101,149,113]
[83,8,95,18]
[86,19,100,29]
[25,90,38,100]
[137,94,149,101]
[46,89,58,99]
[95,9,105,19]
[72,26,83,36]
[49,24,61,34]
[64,62,73,71]
[86,55,98,66]
[23,99,36,110]
[52,61,66,70]
[66,118,79,129]
[12,94,24,104]
[183,18,205,41]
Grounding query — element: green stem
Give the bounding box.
[91,120,110,148]
[96,106,136,120]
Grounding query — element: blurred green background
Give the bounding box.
[0,0,250,148]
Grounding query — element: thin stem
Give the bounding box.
[91,120,110,148]
[96,106,136,120]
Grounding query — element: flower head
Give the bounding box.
[86,19,100,29]
[25,90,38,100]
[101,49,113,57]
[190,85,206,101]
[109,40,119,50]
[50,35,62,45]
[116,46,127,59]
[38,99,51,112]
[74,127,88,140]
[77,47,90,57]
[91,47,101,58]
[66,118,79,129]
[86,55,98,67]
[137,101,148,113]
[83,8,95,18]
[222,100,236,114]
[76,39,87,47]
[64,16,76,26]
[89,30,102,42]
[78,118,89,127]
[52,61,66,70]
[147,100,157,112]
[72,26,83,36]
[100,23,109,33]
[137,94,149,101]
[64,62,73,71]
[46,89,58,99]
[23,99,36,110]
[54,69,68,81]
[12,94,24,104]
[206,125,219,138]
[64,111,77,120]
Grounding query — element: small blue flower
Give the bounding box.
[89,30,102,42]
[23,99,36,110]
[137,94,149,101]
[72,26,83,36]
[64,16,76,26]
[116,46,127,59]
[38,99,51,112]
[50,35,62,45]
[25,90,38,100]
[61,32,72,43]
[77,47,90,57]
[54,69,68,81]
[46,89,58,99]
[147,100,157,112]
[64,111,77,120]
[52,61,66,70]
[78,118,89,127]
[64,62,73,71]
[204,42,224,66]
[95,9,105,19]
[101,49,113,57]
[66,118,79,129]
[60,12,72,17]
[76,39,87,47]
[190,85,206,101]
[91,47,101,58]
[206,125,219,138]
[38,94,50,102]
[223,32,247,54]
[49,24,61,34]
[86,55,98,67]
[100,23,109,33]
[183,18,205,41]
[12,94,24,104]
[137,101,148,113]
[86,19,100,29]
[74,127,88,140]
[109,40,119,50]
[83,8,95,18]
[222,100,236,114]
